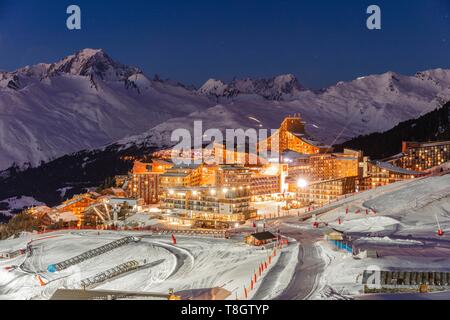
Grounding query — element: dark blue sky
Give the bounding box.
[1,0,450,88]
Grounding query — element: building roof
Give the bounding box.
[371,161,425,175]
[160,172,189,178]
[47,211,79,223]
[172,163,201,170]
[404,140,450,148]
[281,150,310,161]
[249,231,277,241]
[297,135,331,149]
[152,159,174,166]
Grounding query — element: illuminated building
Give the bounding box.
[297,176,358,206]
[308,149,362,181]
[215,165,252,188]
[249,163,287,199]
[55,194,97,225]
[160,187,257,229]
[393,141,450,172]
[201,165,218,186]
[250,174,282,199]
[258,115,329,158]
[151,159,175,173]
[360,161,426,190]
[128,161,161,205]
[159,163,203,189]
[114,175,129,188]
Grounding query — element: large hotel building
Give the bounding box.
[297,176,358,206]
[160,187,257,228]
[121,115,438,226]
[392,141,450,172]
[258,115,330,157]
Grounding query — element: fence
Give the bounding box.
[47,236,139,273]
[151,228,230,239]
[362,270,450,287]
[329,240,353,254]
[80,260,140,289]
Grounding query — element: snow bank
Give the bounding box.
[330,216,400,234]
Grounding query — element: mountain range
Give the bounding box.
[2,48,450,171]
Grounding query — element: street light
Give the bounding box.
[297,178,308,188]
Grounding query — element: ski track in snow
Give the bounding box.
[0,230,298,300]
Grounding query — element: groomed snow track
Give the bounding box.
[48,236,139,272]
[80,260,140,289]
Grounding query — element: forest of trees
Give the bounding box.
[335,103,450,159]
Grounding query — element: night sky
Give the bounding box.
[1,0,450,88]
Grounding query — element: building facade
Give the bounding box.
[308,151,361,181]
[297,176,358,206]
[258,115,329,157]
[160,187,257,228]
[128,161,161,205]
[215,165,252,188]
[160,164,203,189]
[250,174,282,199]
[360,161,426,191]
[55,194,97,225]
[393,141,450,172]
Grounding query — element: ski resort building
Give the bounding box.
[297,176,358,206]
[360,161,426,190]
[55,194,98,225]
[159,163,204,189]
[160,186,257,229]
[393,140,450,172]
[308,149,363,181]
[128,161,161,205]
[258,115,330,158]
[215,165,252,188]
[245,231,277,246]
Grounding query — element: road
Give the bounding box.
[276,223,325,300]
[250,217,326,300]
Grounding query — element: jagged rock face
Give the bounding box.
[197,74,304,100]
[46,49,141,81]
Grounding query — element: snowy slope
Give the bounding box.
[0,196,44,216]
[3,48,450,170]
[0,230,298,300]
[118,70,450,152]
[315,174,450,238]
[0,49,212,170]
[304,173,450,298]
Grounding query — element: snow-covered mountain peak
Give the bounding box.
[197,74,304,100]
[46,48,141,81]
[197,79,227,96]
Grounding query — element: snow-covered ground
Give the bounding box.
[0,196,45,216]
[310,174,450,299]
[0,230,298,300]
[315,240,450,299]
[320,175,450,237]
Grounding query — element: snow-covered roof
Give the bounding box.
[160,172,189,178]
[172,163,201,170]
[47,211,79,223]
[281,150,310,160]
[371,161,425,175]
